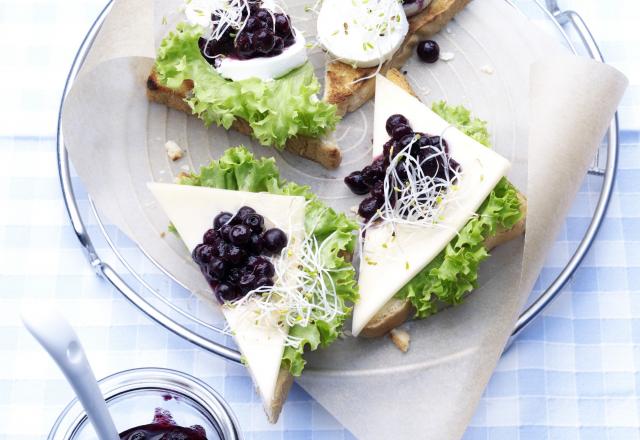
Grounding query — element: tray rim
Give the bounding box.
[57,0,619,363]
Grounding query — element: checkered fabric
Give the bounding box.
[0,1,638,439]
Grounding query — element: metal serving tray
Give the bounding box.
[57,0,619,362]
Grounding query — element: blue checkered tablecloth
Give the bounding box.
[1,1,638,439]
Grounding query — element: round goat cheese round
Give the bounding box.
[215,30,308,81]
[317,0,409,68]
[402,0,432,17]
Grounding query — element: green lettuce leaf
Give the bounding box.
[431,101,491,147]
[395,178,522,317]
[180,146,358,376]
[155,23,339,148]
[395,102,522,318]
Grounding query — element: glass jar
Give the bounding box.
[48,367,242,440]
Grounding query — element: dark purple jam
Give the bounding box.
[119,408,207,440]
[344,113,459,222]
[198,0,296,64]
[192,206,286,304]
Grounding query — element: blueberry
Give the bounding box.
[254,276,274,290]
[255,29,275,53]
[214,211,233,229]
[229,224,251,245]
[372,155,386,169]
[370,180,386,201]
[417,40,440,63]
[272,36,285,54]
[253,258,275,278]
[383,139,396,159]
[235,31,254,57]
[207,257,226,279]
[362,165,384,187]
[344,171,369,195]
[245,16,261,31]
[358,196,382,220]
[226,245,245,265]
[391,124,413,141]
[397,134,416,151]
[237,206,256,220]
[274,13,290,35]
[213,240,228,259]
[202,228,219,245]
[419,155,440,177]
[192,244,214,265]
[243,213,264,232]
[247,233,264,254]
[128,432,147,440]
[239,273,257,293]
[219,224,233,242]
[246,255,259,267]
[262,228,288,254]
[226,267,243,285]
[385,114,409,136]
[256,8,273,27]
[215,283,239,303]
[394,161,408,181]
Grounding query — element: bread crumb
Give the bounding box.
[165,140,184,161]
[480,65,494,75]
[439,51,455,62]
[389,329,410,352]
[160,231,166,238]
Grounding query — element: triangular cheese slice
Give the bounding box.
[147,182,305,414]
[352,75,511,335]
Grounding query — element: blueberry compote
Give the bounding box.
[192,206,287,303]
[119,408,207,440]
[344,113,459,221]
[198,0,296,64]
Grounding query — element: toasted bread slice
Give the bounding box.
[324,0,471,116]
[358,69,527,338]
[146,69,342,169]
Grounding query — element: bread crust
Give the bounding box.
[263,367,294,424]
[146,70,342,169]
[323,0,471,116]
[359,72,527,337]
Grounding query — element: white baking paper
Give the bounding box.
[60,0,627,438]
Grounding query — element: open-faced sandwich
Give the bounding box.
[147,0,342,169]
[148,147,358,421]
[345,72,526,338]
[318,0,470,116]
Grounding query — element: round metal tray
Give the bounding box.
[57,0,619,363]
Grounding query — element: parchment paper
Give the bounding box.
[61,0,628,438]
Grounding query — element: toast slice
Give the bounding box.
[324,0,471,116]
[359,69,527,338]
[146,69,342,169]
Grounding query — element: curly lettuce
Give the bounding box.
[155,23,339,149]
[395,102,523,318]
[179,146,358,376]
[395,178,522,317]
[432,101,491,147]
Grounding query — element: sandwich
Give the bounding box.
[318,0,471,116]
[344,72,526,337]
[148,147,358,421]
[147,0,342,169]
